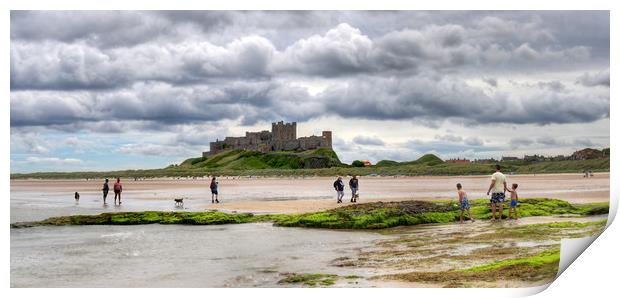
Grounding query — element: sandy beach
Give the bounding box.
[11,173,609,215]
[10,172,610,288]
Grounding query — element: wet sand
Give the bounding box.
[11,173,609,216]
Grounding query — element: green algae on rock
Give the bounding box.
[383,248,560,287]
[271,198,608,229]
[10,211,267,228]
[11,198,609,230]
[278,273,359,287]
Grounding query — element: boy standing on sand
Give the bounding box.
[333,177,345,203]
[113,177,123,205]
[506,183,519,220]
[456,183,475,223]
[486,164,508,222]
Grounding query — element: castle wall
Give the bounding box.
[298,136,323,150]
[272,139,300,151]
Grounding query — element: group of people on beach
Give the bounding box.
[99,178,123,205]
[333,175,359,203]
[331,165,520,224]
[456,164,520,223]
[86,165,520,223]
[94,176,220,205]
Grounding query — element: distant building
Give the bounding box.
[501,156,519,161]
[472,158,497,164]
[362,160,373,166]
[446,158,470,164]
[524,154,547,162]
[571,148,603,160]
[203,121,332,157]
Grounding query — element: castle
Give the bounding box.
[203,121,332,157]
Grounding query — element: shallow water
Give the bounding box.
[11,223,392,287]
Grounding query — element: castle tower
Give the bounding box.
[322,131,332,148]
[272,121,297,141]
[291,122,297,140]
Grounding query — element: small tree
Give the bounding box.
[351,160,365,167]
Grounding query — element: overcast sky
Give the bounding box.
[10,11,610,173]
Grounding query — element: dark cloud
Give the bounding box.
[10,81,328,128]
[9,11,610,143]
[320,76,608,125]
[11,11,176,48]
[577,69,610,87]
[537,81,566,92]
[11,71,610,130]
[483,77,498,87]
[11,11,609,90]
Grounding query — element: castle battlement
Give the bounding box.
[203,121,332,157]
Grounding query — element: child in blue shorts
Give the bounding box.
[456,183,475,223]
[506,183,519,220]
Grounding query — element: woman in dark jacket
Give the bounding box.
[210,176,219,203]
[333,176,345,203]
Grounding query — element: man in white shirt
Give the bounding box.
[486,164,508,222]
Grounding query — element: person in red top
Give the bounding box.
[113,177,123,205]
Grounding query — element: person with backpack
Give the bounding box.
[210,176,219,203]
[349,175,359,203]
[113,177,123,205]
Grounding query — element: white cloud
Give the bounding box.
[24,156,83,165]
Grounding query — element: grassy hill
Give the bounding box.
[377,154,444,167]
[178,148,343,170]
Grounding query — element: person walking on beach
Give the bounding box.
[349,175,359,203]
[456,183,475,223]
[334,176,345,203]
[486,164,508,222]
[102,178,110,205]
[113,177,123,205]
[210,176,219,203]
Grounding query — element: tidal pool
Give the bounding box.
[11,223,393,287]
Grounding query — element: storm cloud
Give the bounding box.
[11,11,609,130]
[9,11,610,172]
